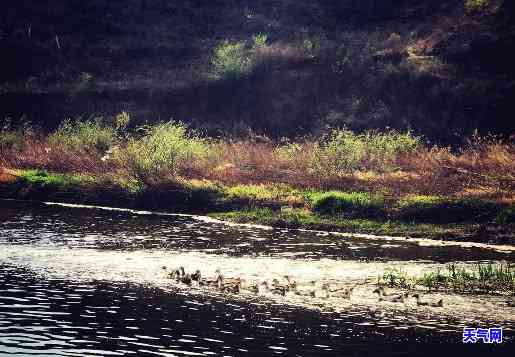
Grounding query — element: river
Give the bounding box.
[0,200,513,356]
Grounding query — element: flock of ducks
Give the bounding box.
[163,266,443,307]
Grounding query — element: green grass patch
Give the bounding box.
[18,169,91,187]
[310,191,384,218]
[379,263,515,295]
[224,184,300,202]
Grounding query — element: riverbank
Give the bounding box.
[1,168,514,246]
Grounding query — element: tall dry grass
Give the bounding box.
[1,121,514,201]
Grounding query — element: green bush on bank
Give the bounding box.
[310,129,421,175]
[0,129,25,152]
[210,33,269,80]
[48,118,116,154]
[310,191,384,217]
[118,121,211,184]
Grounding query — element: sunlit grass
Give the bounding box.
[19,169,93,187]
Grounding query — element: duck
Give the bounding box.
[239,278,259,294]
[310,282,329,299]
[204,270,223,287]
[373,287,408,303]
[191,270,203,286]
[177,266,192,285]
[216,274,241,294]
[282,275,297,291]
[168,268,181,281]
[412,293,444,307]
[258,281,285,296]
[328,284,354,299]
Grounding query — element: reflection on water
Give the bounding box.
[1,266,513,356]
[0,201,513,262]
[0,200,514,355]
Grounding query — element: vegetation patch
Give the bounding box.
[310,191,384,218]
[18,169,90,188]
[379,263,515,295]
[48,118,116,154]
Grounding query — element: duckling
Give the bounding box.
[412,293,444,307]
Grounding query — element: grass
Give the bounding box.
[18,169,92,187]
[379,263,515,295]
[208,207,479,240]
[310,191,384,217]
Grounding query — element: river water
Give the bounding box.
[0,200,514,356]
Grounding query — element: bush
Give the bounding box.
[311,191,384,217]
[362,130,421,167]
[310,129,421,175]
[118,121,211,184]
[210,33,269,80]
[210,40,251,80]
[311,129,366,175]
[0,129,25,152]
[48,118,116,154]
[464,0,490,13]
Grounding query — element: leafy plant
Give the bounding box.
[118,121,211,184]
[48,118,115,154]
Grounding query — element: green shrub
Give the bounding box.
[310,129,421,175]
[114,111,131,135]
[210,33,269,80]
[48,118,115,154]
[311,191,384,217]
[496,206,515,224]
[275,141,302,161]
[464,0,489,13]
[119,121,211,184]
[210,40,251,79]
[311,129,366,175]
[0,129,25,151]
[362,130,421,167]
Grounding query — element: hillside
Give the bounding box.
[1,0,514,143]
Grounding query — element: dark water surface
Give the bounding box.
[0,200,514,356]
